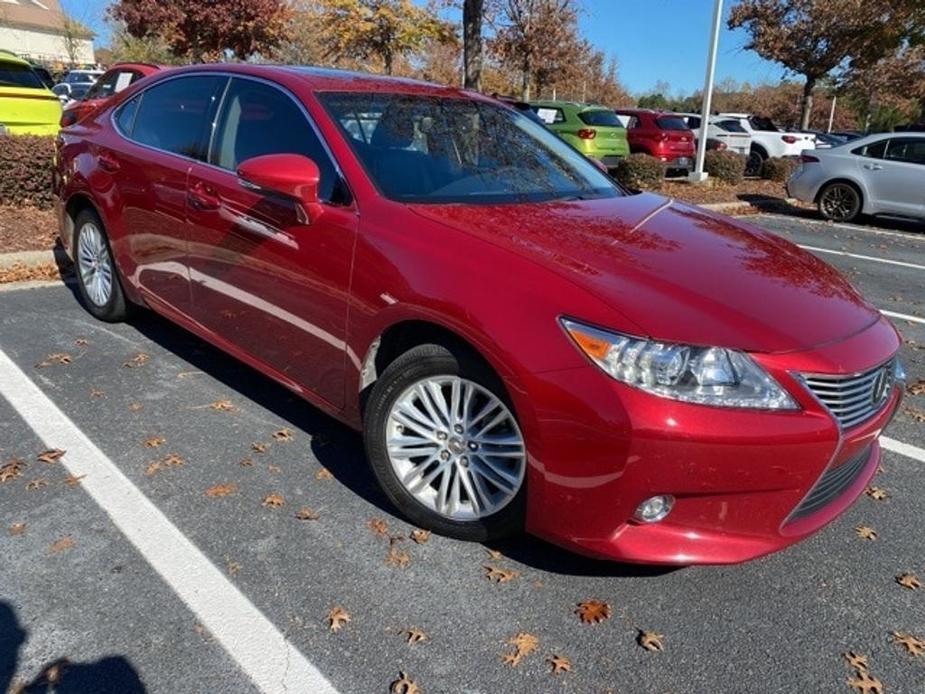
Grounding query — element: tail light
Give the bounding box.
[658,132,669,141]
[577,128,597,140]
[60,110,79,128]
[714,141,727,150]
[781,135,798,144]
[800,153,819,163]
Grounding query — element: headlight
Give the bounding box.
[561,318,798,409]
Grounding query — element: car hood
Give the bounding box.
[408,193,879,354]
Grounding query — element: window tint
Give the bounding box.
[130,76,226,160]
[749,116,778,131]
[0,63,44,89]
[210,78,339,201]
[114,95,140,136]
[885,138,925,165]
[685,116,701,129]
[655,116,688,131]
[852,139,888,159]
[578,110,623,127]
[715,119,747,133]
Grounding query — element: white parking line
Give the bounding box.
[881,309,925,327]
[0,349,339,694]
[749,213,925,242]
[797,244,925,271]
[881,436,925,464]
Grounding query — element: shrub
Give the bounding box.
[703,150,746,185]
[612,153,666,191]
[761,156,799,182]
[0,134,56,209]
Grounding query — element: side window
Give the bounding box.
[885,138,925,165]
[114,95,140,136]
[853,139,888,159]
[84,71,116,100]
[627,116,639,129]
[210,78,338,201]
[687,116,701,129]
[130,76,227,160]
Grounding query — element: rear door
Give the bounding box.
[859,137,925,217]
[185,76,357,408]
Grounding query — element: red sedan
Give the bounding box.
[59,62,160,128]
[614,108,696,172]
[53,64,904,564]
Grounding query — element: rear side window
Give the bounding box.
[655,116,688,131]
[578,110,623,127]
[130,76,226,160]
[885,137,925,165]
[114,95,140,135]
[531,106,564,124]
[210,77,339,201]
[715,119,747,133]
[0,63,44,89]
[852,139,888,159]
[685,115,701,129]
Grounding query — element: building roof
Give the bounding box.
[0,0,94,39]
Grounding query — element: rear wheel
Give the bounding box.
[745,149,765,177]
[364,343,526,542]
[73,209,129,322]
[818,182,861,222]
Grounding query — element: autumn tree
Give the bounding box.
[463,0,485,88]
[314,0,455,75]
[60,14,92,66]
[108,0,291,62]
[840,46,925,130]
[728,0,925,130]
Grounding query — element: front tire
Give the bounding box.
[817,182,862,222]
[73,208,129,322]
[364,343,526,542]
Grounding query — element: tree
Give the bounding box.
[315,0,455,75]
[840,46,925,130]
[60,14,92,66]
[109,0,291,62]
[273,1,328,66]
[463,0,484,88]
[728,0,925,130]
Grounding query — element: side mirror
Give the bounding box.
[236,153,322,221]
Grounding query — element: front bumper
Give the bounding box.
[518,316,901,564]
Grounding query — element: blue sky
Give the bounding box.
[63,0,787,95]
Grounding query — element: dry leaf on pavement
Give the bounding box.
[0,458,25,483]
[142,436,165,448]
[128,401,144,412]
[486,548,502,560]
[37,449,65,463]
[8,522,26,536]
[25,477,48,491]
[74,338,88,347]
[315,467,333,480]
[368,517,388,535]
[389,671,420,694]
[63,473,85,487]
[846,671,884,694]
[547,654,571,674]
[272,428,293,441]
[386,545,410,568]
[502,632,538,666]
[239,458,254,467]
[843,652,869,672]
[865,486,888,501]
[638,631,664,652]
[262,493,285,508]
[122,352,149,368]
[208,399,236,412]
[575,600,611,624]
[295,506,320,521]
[400,627,427,644]
[483,565,518,583]
[905,406,925,422]
[907,379,925,395]
[36,352,72,367]
[897,573,922,590]
[89,388,104,398]
[410,529,430,544]
[855,525,877,540]
[49,536,74,553]
[890,631,925,657]
[226,560,241,576]
[144,461,163,476]
[204,482,237,497]
[327,606,350,632]
[252,442,269,453]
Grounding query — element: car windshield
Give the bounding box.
[655,116,688,131]
[577,109,623,127]
[320,92,620,204]
[0,63,44,89]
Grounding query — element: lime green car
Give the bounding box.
[528,100,629,168]
[0,50,61,135]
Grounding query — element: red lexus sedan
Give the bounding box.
[53,64,904,565]
[614,108,696,173]
[59,62,161,128]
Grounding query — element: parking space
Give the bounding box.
[2,213,925,693]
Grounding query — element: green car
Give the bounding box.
[0,50,61,136]
[528,100,629,168]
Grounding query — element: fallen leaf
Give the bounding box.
[905,406,925,422]
[25,477,48,491]
[272,428,293,441]
[368,518,388,535]
[547,654,571,674]
[846,671,884,694]
[865,486,888,501]
[638,630,664,652]
[89,388,104,398]
[295,506,320,521]
[843,652,869,672]
[327,606,350,632]
[890,631,925,657]
[239,458,254,467]
[855,525,877,540]
[267,463,281,474]
[484,564,518,583]
[209,399,236,412]
[74,338,88,347]
[262,492,285,508]
[226,560,241,576]
[162,453,184,467]
[907,379,925,395]
[410,529,430,544]
[575,600,611,624]
[37,449,65,463]
[50,535,74,553]
[386,545,410,568]
[204,482,237,497]
[315,467,332,480]
[142,436,165,448]
[128,401,144,412]
[0,458,25,483]
[36,352,72,367]
[897,573,922,590]
[8,522,26,536]
[122,352,149,368]
[486,548,502,560]
[400,627,427,644]
[502,632,538,666]
[252,442,269,453]
[63,473,85,487]
[389,671,420,694]
[144,461,163,476]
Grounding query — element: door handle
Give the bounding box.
[863,163,883,171]
[98,151,120,172]
[188,182,220,211]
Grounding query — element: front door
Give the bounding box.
[185,77,357,409]
[863,137,925,217]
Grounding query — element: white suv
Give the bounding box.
[717,113,816,175]
[678,113,753,157]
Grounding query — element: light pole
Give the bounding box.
[689,0,724,183]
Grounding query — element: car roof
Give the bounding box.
[0,49,31,67]
[529,99,609,111]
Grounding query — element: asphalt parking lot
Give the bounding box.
[1,210,924,694]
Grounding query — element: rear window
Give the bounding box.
[578,110,623,127]
[655,116,688,131]
[0,63,44,89]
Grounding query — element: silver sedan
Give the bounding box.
[787,132,925,222]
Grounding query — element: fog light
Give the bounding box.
[634,495,674,523]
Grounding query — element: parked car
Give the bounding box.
[0,49,61,135]
[62,68,104,86]
[787,132,925,223]
[53,82,92,106]
[677,113,752,157]
[528,100,629,168]
[717,113,816,175]
[801,130,848,148]
[55,64,904,565]
[491,94,548,127]
[60,62,161,127]
[831,130,864,142]
[613,108,695,173]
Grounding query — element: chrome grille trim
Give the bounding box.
[799,358,895,430]
[789,444,871,520]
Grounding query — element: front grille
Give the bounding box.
[801,358,895,429]
[790,444,871,520]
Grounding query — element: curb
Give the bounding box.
[698,197,800,212]
[0,248,67,269]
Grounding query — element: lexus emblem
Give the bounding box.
[870,368,891,406]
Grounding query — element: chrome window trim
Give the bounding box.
[108,69,354,206]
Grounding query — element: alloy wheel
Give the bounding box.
[77,222,113,307]
[385,376,526,521]
[819,183,859,222]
